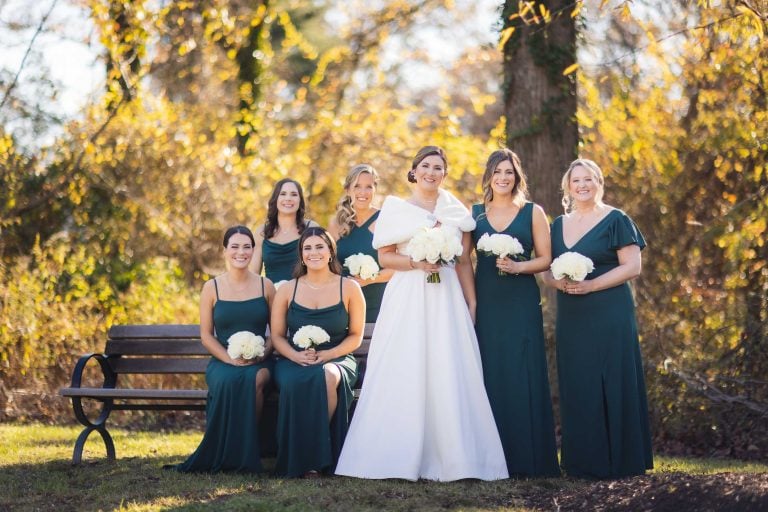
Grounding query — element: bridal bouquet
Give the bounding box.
[293,325,331,350]
[550,251,594,281]
[226,331,266,360]
[476,233,525,275]
[405,226,464,283]
[344,253,380,281]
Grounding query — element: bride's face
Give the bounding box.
[413,155,446,193]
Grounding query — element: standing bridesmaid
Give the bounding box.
[329,164,393,322]
[471,149,560,477]
[544,158,653,479]
[253,178,315,283]
[270,227,366,477]
[172,225,274,473]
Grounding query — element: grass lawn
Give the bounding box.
[1,423,766,511]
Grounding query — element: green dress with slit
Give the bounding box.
[336,211,386,322]
[551,209,653,479]
[472,202,560,477]
[263,238,299,283]
[174,277,274,473]
[273,278,358,477]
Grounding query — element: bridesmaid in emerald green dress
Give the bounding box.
[329,164,393,322]
[253,178,317,283]
[544,159,653,479]
[472,149,560,477]
[174,226,275,473]
[270,227,366,478]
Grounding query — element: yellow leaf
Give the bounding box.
[736,5,765,39]
[562,63,579,75]
[498,26,516,50]
[571,1,583,18]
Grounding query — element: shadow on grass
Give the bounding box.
[0,455,573,512]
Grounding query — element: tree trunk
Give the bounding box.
[501,0,578,215]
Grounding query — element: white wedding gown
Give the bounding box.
[335,191,508,481]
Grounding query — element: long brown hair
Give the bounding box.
[263,178,308,239]
[481,149,528,207]
[292,226,343,278]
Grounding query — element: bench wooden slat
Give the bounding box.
[105,339,209,356]
[60,387,207,400]
[108,357,209,374]
[108,324,200,340]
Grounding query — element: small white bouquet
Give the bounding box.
[344,253,380,281]
[292,325,331,350]
[476,233,525,275]
[405,226,464,283]
[226,331,266,360]
[550,251,594,282]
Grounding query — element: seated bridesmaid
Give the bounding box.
[328,164,393,323]
[270,226,365,478]
[252,178,316,283]
[172,225,274,473]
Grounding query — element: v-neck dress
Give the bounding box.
[174,277,274,473]
[336,211,386,322]
[551,209,653,479]
[471,202,559,477]
[273,278,358,477]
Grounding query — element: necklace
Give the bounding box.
[301,277,335,290]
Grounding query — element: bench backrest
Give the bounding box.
[105,324,374,377]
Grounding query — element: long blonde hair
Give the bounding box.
[334,164,380,238]
[561,158,605,213]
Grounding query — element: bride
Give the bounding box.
[335,146,508,481]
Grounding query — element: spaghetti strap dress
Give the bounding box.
[174,277,274,473]
[262,238,299,283]
[273,278,358,477]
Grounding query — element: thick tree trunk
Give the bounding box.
[501,0,578,215]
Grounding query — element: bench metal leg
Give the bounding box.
[72,425,116,464]
[70,396,116,464]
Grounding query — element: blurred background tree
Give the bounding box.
[0,0,765,458]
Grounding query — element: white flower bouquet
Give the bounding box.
[476,233,525,275]
[550,251,595,282]
[405,226,464,283]
[293,325,331,350]
[344,253,380,281]
[226,331,266,360]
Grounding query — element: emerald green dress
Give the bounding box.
[263,238,299,282]
[273,278,358,477]
[174,277,274,473]
[336,211,386,322]
[552,209,653,479]
[472,202,560,477]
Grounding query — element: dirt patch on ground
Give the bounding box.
[524,472,768,511]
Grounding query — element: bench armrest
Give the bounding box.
[69,353,117,389]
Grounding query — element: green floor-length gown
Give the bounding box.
[472,202,560,477]
[336,211,386,322]
[174,277,274,473]
[273,278,358,477]
[552,209,653,479]
[262,238,299,283]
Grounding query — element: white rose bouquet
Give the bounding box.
[226,331,266,361]
[292,325,331,350]
[550,251,595,282]
[343,253,380,281]
[476,233,526,275]
[405,226,464,283]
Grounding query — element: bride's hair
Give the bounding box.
[481,149,528,208]
[334,164,379,238]
[408,146,447,183]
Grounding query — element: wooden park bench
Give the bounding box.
[59,323,374,464]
